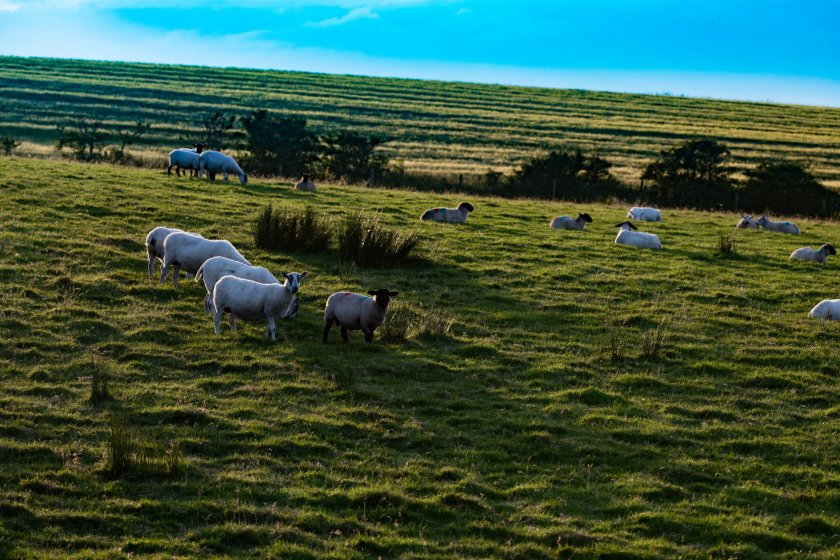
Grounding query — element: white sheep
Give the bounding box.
[295,174,316,192]
[420,202,474,224]
[323,289,399,343]
[790,244,836,264]
[756,215,800,234]
[144,226,202,280]
[160,232,249,287]
[198,150,247,185]
[627,207,662,222]
[212,272,306,341]
[550,213,593,230]
[808,299,840,320]
[166,143,206,177]
[736,214,760,229]
[195,256,280,313]
[614,221,662,249]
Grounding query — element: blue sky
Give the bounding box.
[1,0,838,107]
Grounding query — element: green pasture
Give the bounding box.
[0,157,839,558]
[1,56,839,187]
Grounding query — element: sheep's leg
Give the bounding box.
[223,171,230,183]
[159,262,170,285]
[171,264,180,287]
[266,317,276,341]
[147,248,156,280]
[322,318,334,343]
[340,326,349,344]
[229,314,237,332]
[214,310,222,334]
[363,327,373,343]
[204,294,213,314]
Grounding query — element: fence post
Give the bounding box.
[552,179,557,200]
[458,174,463,189]
[277,163,283,177]
[369,168,376,185]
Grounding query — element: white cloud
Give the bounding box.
[0,1,24,12]
[306,6,379,28]
[6,0,451,9]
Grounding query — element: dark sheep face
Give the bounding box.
[579,213,593,223]
[614,221,637,230]
[368,288,399,308]
[302,174,312,182]
[824,244,837,255]
[458,202,475,213]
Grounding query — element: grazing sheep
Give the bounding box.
[627,207,662,222]
[323,289,399,343]
[736,214,760,229]
[550,213,593,230]
[295,174,316,192]
[160,232,249,287]
[195,256,281,313]
[144,226,202,280]
[198,150,247,185]
[756,215,800,234]
[808,299,840,320]
[791,244,836,264]
[420,202,474,224]
[614,221,662,249]
[212,273,305,341]
[166,144,206,177]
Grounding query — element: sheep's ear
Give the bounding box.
[629,223,638,230]
[613,222,624,227]
[367,290,377,296]
[389,291,399,297]
[282,272,289,279]
[300,271,308,279]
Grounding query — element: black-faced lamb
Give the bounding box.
[295,174,316,192]
[420,202,474,224]
[198,150,247,184]
[614,221,662,249]
[550,213,593,230]
[212,273,305,341]
[322,289,399,343]
[159,232,249,287]
[791,244,836,263]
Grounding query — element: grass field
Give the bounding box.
[1,156,839,558]
[1,56,839,188]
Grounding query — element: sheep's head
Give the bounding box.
[368,288,399,309]
[194,143,206,154]
[240,173,248,185]
[614,221,637,230]
[822,244,837,255]
[458,202,475,213]
[578,213,593,223]
[302,174,312,182]
[282,271,308,294]
[756,216,767,226]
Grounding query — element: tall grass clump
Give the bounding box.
[640,319,669,359]
[89,358,111,404]
[717,233,737,255]
[338,210,420,266]
[253,205,331,253]
[104,415,147,478]
[379,302,455,343]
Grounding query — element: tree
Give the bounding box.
[1,135,21,156]
[317,131,388,183]
[240,110,317,177]
[508,148,616,200]
[741,160,837,216]
[111,120,151,161]
[56,118,108,160]
[642,139,732,207]
[199,111,238,151]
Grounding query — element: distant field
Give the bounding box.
[1,157,839,558]
[1,56,839,187]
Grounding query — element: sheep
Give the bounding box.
[736,214,760,229]
[198,150,247,185]
[195,256,280,313]
[159,232,249,287]
[627,207,662,222]
[212,272,306,341]
[808,299,840,320]
[420,202,474,224]
[322,288,399,343]
[166,144,206,177]
[790,244,836,264]
[614,221,662,249]
[295,174,316,192]
[144,226,202,280]
[756,215,800,234]
[550,213,593,230]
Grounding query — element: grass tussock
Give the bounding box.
[88,357,111,404]
[380,301,456,343]
[337,210,420,266]
[717,233,737,255]
[640,319,670,359]
[253,204,332,253]
[104,415,147,478]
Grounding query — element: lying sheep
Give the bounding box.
[212,273,305,341]
[736,214,760,229]
[756,215,800,234]
[627,207,662,222]
[160,232,249,287]
[166,143,206,177]
[791,244,836,264]
[295,174,316,192]
[614,221,661,249]
[420,202,474,224]
[323,289,399,343]
[198,150,247,185]
[808,299,840,320]
[144,226,202,280]
[550,213,593,230]
[195,256,280,313]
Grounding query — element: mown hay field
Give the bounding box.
[1,157,839,558]
[1,56,839,187]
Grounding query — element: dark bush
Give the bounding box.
[241,110,317,177]
[318,132,388,183]
[740,160,839,217]
[642,139,733,208]
[337,210,419,266]
[253,205,332,253]
[506,148,621,200]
